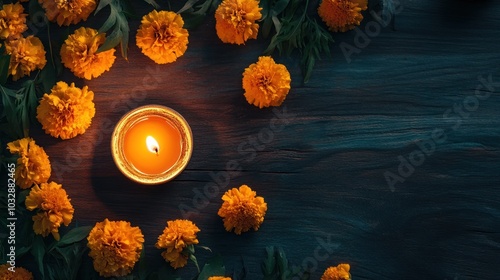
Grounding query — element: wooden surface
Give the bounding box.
[27,0,500,279]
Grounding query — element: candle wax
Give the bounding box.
[123,116,182,175]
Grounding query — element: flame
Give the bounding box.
[146,136,160,155]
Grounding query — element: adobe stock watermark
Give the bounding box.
[178,107,297,218]
[26,9,49,37]
[51,65,163,182]
[340,0,403,63]
[5,163,17,272]
[291,233,340,280]
[384,74,498,192]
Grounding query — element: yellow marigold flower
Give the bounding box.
[208,277,232,280]
[321,264,352,280]
[136,10,189,64]
[318,0,368,32]
[60,27,116,80]
[217,184,267,234]
[155,219,200,269]
[25,181,74,240]
[36,81,95,140]
[38,0,96,26]
[0,3,28,40]
[7,138,51,189]
[0,264,33,280]
[87,219,145,277]
[4,36,46,81]
[215,0,262,45]
[242,56,291,109]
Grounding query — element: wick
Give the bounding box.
[154,148,159,155]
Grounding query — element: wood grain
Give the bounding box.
[24,0,500,279]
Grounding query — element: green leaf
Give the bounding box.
[197,245,212,252]
[49,242,88,280]
[276,247,289,277]
[95,0,129,58]
[31,234,46,278]
[0,85,23,138]
[16,189,30,206]
[56,226,92,247]
[54,246,71,266]
[382,0,396,15]
[157,264,181,280]
[179,0,218,29]
[95,0,113,14]
[0,45,10,85]
[272,0,290,16]
[143,0,160,9]
[38,61,57,94]
[25,80,38,123]
[16,246,32,259]
[177,0,202,14]
[97,28,122,53]
[263,0,333,82]
[262,246,277,278]
[98,9,118,34]
[232,257,247,280]
[382,0,397,29]
[197,255,225,280]
[262,15,273,38]
[137,246,149,280]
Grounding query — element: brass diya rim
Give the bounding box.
[111,105,193,185]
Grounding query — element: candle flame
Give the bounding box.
[146,136,160,155]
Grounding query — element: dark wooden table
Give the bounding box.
[27,0,500,279]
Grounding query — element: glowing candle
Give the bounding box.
[111,105,193,184]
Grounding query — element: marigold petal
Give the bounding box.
[7,138,51,189]
[36,81,95,139]
[4,36,46,81]
[215,0,262,45]
[0,264,33,280]
[156,219,200,269]
[0,3,28,40]
[87,219,144,277]
[25,181,73,240]
[242,56,291,109]
[136,10,189,64]
[321,263,352,280]
[318,0,367,32]
[218,184,267,234]
[39,0,96,26]
[60,27,116,80]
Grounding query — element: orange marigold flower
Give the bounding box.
[4,36,46,81]
[7,137,51,189]
[208,277,232,280]
[60,27,116,80]
[318,0,368,32]
[321,264,352,280]
[155,219,200,269]
[0,3,28,40]
[36,81,95,140]
[87,219,145,277]
[218,184,267,234]
[136,10,189,64]
[242,56,291,109]
[38,0,96,26]
[0,264,33,280]
[25,181,74,240]
[215,0,262,45]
